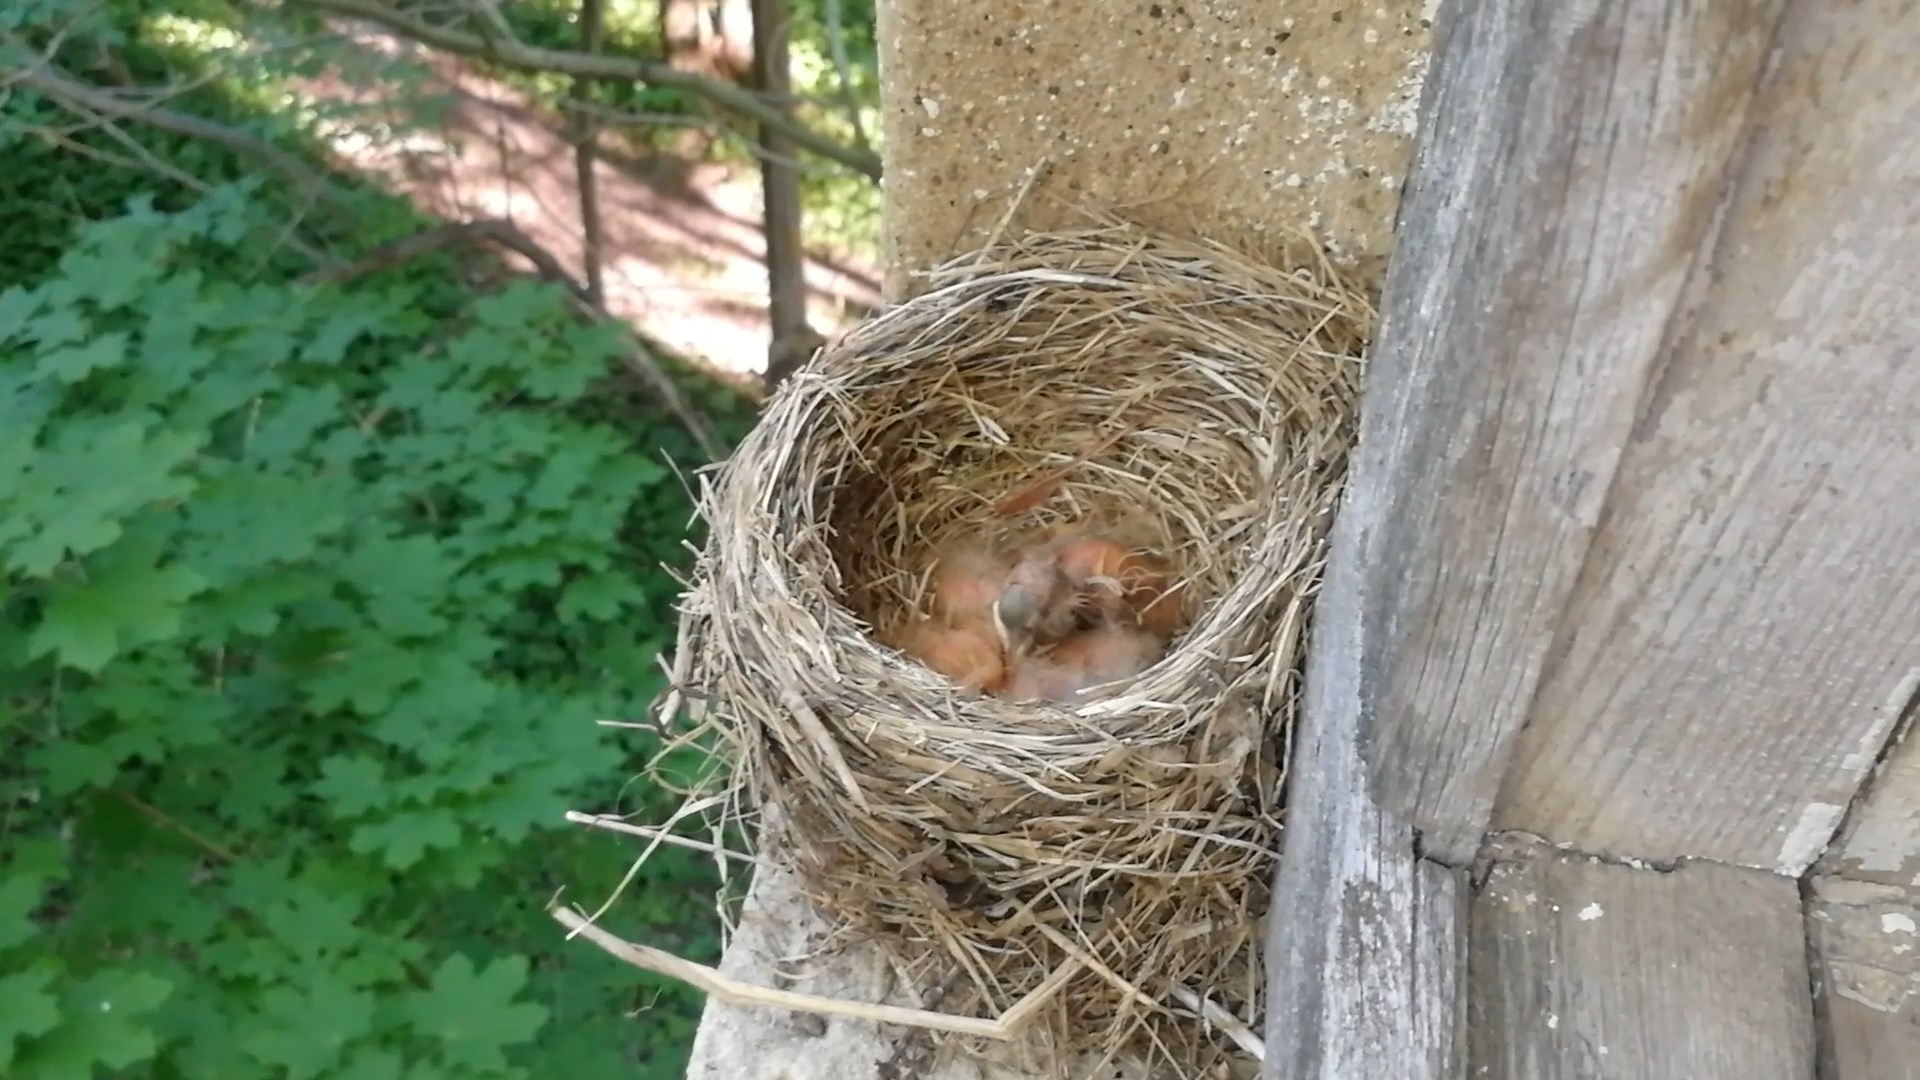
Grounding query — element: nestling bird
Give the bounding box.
[994,545,1081,654]
[999,622,1168,703]
[891,618,1007,693]
[995,530,1185,653]
[925,544,1009,623]
[884,543,1016,693]
[1049,534,1183,639]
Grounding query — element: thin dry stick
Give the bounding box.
[820,0,871,152]
[570,0,607,307]
[552,904,1081,1039]
[564,810,773,868]
[296,0,881,179]
[5,51,358,214]
[1168,985,1266,1062]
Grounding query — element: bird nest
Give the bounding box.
[628,221,1369,1076]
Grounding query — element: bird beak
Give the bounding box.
[989,600,1018,655]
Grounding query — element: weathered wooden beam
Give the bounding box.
[1808,875,1920,1080]
[1823,690,1920,890]
[1491,0,1920,871]
[1349,0,1792,866]
[1470,849,1816,1080]
[1259,464,1466,1080]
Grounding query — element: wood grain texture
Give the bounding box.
[1260,302,1464,1079]
[1352,0,1791,864]
[1825,681,1920,889]
[1469,851,1816,1080]
[1493,0,1920,872]
[1809,876,1920,1080]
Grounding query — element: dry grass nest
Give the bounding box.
[664,220,1370,1076]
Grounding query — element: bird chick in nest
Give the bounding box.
[999,621,1169,703]
[994,530,1184,656]
[885,544,1013,693]
[993,528,1182,704]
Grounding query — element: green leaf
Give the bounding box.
[0,285,44,346]
[349,807,461,870]
[407,954,548,1072]
[0,418,202,578]
[557,571,648,622]
[0,862,53,950]
[313,754,393,818]
[29,531,208,673]
[12,968,173,1078]
[241,976,376,1080]
[31,737,120,796]
[0,965,62,1071]
[36,330,128,383]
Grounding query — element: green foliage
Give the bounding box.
[495,0,883,257]
[0,0,817,1073]
[1,188,726,1080]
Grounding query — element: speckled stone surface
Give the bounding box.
[875,0,1435,297]
[683,4,1432,1077]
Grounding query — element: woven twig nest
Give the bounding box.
[670,220,1369,1075]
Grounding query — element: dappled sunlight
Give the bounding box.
[293,22,880,378]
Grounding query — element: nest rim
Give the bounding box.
[668,217,1372,1077]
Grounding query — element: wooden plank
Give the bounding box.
[1348,0,1791,864]
[1260,336,1465,1079]
[1469,850,1816,1080]
[1492,0,1920,872]
[1826,684,1920,889]
[1808,876,1920,1080]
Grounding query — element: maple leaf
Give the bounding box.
[240,975,376,1080]
[10,968,173,1078]
[36,330,129,384]
[314,754,395,819]
[407,954,548,1073]
[28,528,208,673]
[1,417,202,578]
[0,843,59,950]
[0,965,62,1071]
[349,807,462,870]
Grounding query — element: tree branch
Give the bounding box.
[571,0,607,308]
[5,47,360,215]
[752,0,822,391]
[303,218,724,460]
[291,0,882,180]
[821,0,871,153]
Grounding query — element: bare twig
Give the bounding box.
[5,47,359,215]
[821,0,871,153]
[302,218,723,458]
[751,0,823,392]
[570,0,606,307]
[1168,985,1267,1062]
[564,810,772,867]
[36,112,334,265]
[293,0,882,179]
[551,903,1081,1038]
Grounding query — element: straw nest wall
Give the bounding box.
[667,220,1370,1076]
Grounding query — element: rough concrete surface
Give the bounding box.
[686,2,1432,1077]
[876,0,1435,297]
